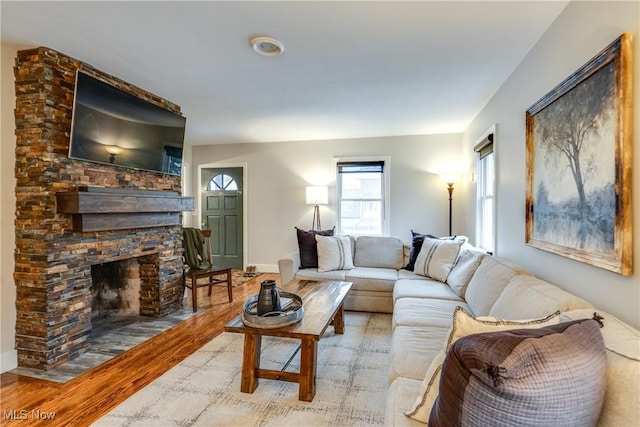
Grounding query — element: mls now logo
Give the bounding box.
[4,409,56,421]
[3,410,28,420]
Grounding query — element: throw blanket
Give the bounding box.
[183,227,210,270]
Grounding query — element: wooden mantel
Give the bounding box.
[56,186,195,232]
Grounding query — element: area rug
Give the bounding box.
[93,312,392,427]
[231,269,262,287]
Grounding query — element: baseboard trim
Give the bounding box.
[254,264,278,274]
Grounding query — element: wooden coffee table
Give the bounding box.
[224,280,353,402]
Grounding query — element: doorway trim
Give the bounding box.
[197,162,248,270]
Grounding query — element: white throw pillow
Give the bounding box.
[413,237,463,282]
[446,248,486,298]
[315,235,355,273]
[404,306,561,423]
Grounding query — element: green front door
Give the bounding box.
[201,167,243,269]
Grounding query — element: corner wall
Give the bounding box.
[1,44,18,373]
[190,133,465,272]
[462,1,640,328]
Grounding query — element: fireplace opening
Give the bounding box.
[91,258,141,319]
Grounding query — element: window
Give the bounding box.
[336,160,386,235]
[475,132,495,254]
[163,146,183,176]
[206,173,238,191]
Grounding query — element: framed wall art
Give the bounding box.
[525,33,633,276]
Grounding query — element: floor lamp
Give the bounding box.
[306,186,328,231]
[440,174,460,236]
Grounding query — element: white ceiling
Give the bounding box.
[1,1,568,145]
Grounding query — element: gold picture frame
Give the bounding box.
[525,33,633,276]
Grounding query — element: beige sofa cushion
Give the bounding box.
[404,307,561,423]
[446,248,486,298]
[385,378,425,427]
[346,267,398,292]
[389,325,450,383]
[354,236,404,269]
[397,269,427,280]
[464,256,530,316]
[402,243,411,268]
[393,279,463,303]
[295,268,348,281]
[392,298,471,330]
[562,309,640,427]
[490,274,593,319]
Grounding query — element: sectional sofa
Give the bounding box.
[278,234,639,426]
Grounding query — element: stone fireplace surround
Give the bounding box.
[13,47,190,370]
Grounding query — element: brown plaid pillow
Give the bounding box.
[429,317,607,427]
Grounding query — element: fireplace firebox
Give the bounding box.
[91,258,141,318]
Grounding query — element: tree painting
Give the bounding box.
[532,61,616,255]
[526,34,632,276]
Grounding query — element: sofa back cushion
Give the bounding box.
[354,236,404,269]
[562,309,640,427]
[446,248,487,298]
[464,256,530,316]
[403,242,411,268]
[489,275,593,319]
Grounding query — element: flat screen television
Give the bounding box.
[69,71,186,176]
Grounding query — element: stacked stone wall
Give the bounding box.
[14,47,186,370]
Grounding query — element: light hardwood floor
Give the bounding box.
[0,273,275,426]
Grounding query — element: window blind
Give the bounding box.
[337,161,384,174]
[474,134,494,159]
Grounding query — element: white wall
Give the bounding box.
[190,133,465,272]
[462,1,640,328]
[1,44,18,372]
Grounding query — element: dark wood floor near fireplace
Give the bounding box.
[0,273,274,426]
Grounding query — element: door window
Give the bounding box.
[207,173,238,191]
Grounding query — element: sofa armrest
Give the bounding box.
[278,251,301,285]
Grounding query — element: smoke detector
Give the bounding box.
[249,36,284,57]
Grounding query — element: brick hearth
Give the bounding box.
[13,47,188,370]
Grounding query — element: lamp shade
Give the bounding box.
[440,173,461,185]
[306,186,328,205]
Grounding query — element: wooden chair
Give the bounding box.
[183,228,233,312]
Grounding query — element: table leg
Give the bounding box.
[299,338,317,401]
[333,303,345,334]
[241,334,261,394]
